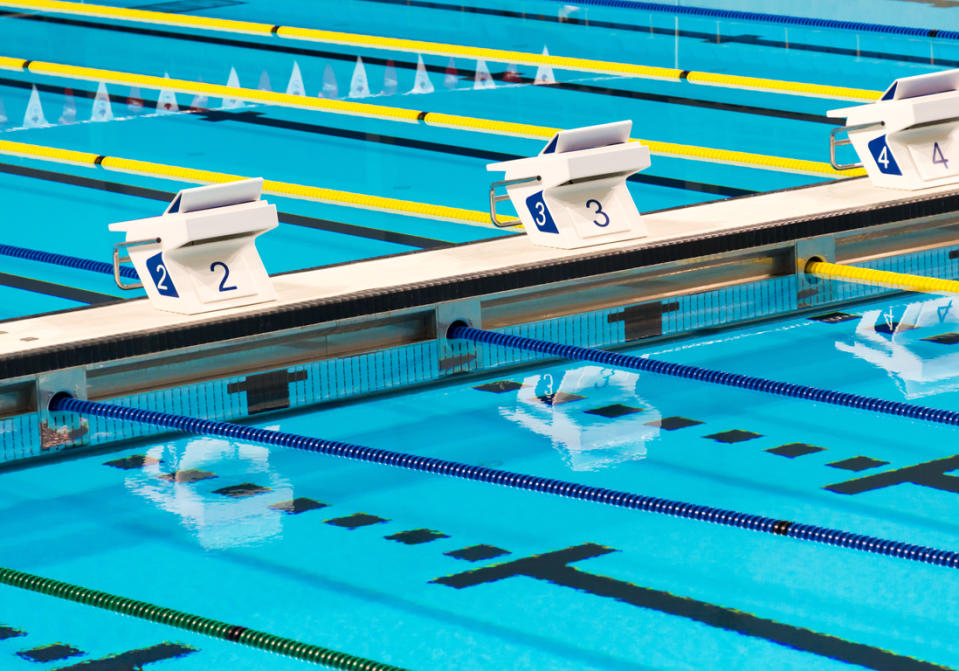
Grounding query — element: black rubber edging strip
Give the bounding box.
[0,161,449,250]
[2,186,958,379]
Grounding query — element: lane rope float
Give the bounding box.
[0,564,410,670]
[806,260,959,295]
[0,55,863,178]
[0,138,494,226]
[50,396,959,569]
[0,0,882,102]
[0,242,138,278]
[449,324,959,427]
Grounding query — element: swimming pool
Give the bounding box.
[3,1,959,670]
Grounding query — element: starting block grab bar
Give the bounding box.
[829,68,959,189]
[488,176,541,228]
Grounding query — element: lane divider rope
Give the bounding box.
[0,0,882,102]
[807,260,959,295]
[0,55,864,177]
[50,395,959,569]
[0,563,411,670]
[450,324,959,427]
[0,242,137,278]
[0,138,493,225]
[540,0,959,40]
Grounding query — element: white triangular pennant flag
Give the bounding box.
[410,54,434,94]
[189,78,209,112]
[222,66,243,109]
[474,59,495,90]
[257,69,272,92]
[126,86,144,115]
[444,57,458,89]
[91,81,114,121]
[382,59,398,96]
[321,64,338,98]
[0,97,7,125]
[156,73,179,114]
[23,85,48,128]
[286,61,305,96]
[349,56,370,98]
[59,87,77,124]
[534,46,556,85]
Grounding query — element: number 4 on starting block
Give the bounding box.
[487,121,651,249]
[110,178,278,315]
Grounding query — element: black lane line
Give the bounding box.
[353,0,959,70]
[0,10,844,124]
[0,161,451,249]
[198,110,755,197]
[434,544,953,671]
[0,271,119,304]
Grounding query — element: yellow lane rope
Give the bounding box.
[0,0,881,102]
[0,56,862,177]
[0,139,492,225]
[806,260,959,294]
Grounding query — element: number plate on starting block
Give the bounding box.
[192,255,256,303]
[907,130,959,182]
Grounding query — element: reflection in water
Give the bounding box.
[124,435,292,549]
[499,365,660,471]
[835,297,959,399]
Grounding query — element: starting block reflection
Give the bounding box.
[500,366,660,471]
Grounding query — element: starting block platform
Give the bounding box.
[2,175,959,402]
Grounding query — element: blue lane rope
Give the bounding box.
[543,0,959,40]
[50,396,959,569]
[449,325,959,429]
[0,243,138,279]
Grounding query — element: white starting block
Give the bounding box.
[110,178,277,315]
[487,121,650,249]
[829,69,959,189]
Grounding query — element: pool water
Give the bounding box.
[0,0,956,318]
[3,290,959,670]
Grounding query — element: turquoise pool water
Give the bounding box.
[0,0,954,318]
[3,290,959,669]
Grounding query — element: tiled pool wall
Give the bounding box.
[3,243,957,466]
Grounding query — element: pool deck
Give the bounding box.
[2,175,959,385]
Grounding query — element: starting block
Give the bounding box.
[487,121,650,249]
[110,178,277,315]
[829,69,959,189]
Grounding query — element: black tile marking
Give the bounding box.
[10,187,959,380]
[269,497,327,514]
[158,469,216,483]
[873,321,916,335]
[584,404,644,418]
[104,454,160,470]
[17,643,83,662]
[922,332,959,345]
[796,287,818,301]
[704,430,762,444]
[608,302,672,341]
[438,353,476,371]
[51,643,197,670]
[431,544,941,670]
[213,483,271,498]
[537,392,586,406]
[473,380,523,393]
[807,311,860,323]
[827,456,890,472]
[385,529,450,545]
[766,443,825,458]
[647,416,703,431]
[227,369,308,415]
[326,513,388,529]
[826,454,959,495]
[949,249,959,260]
[445,545,510,561]
[0,271,119,306]
[0,625,25,639]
